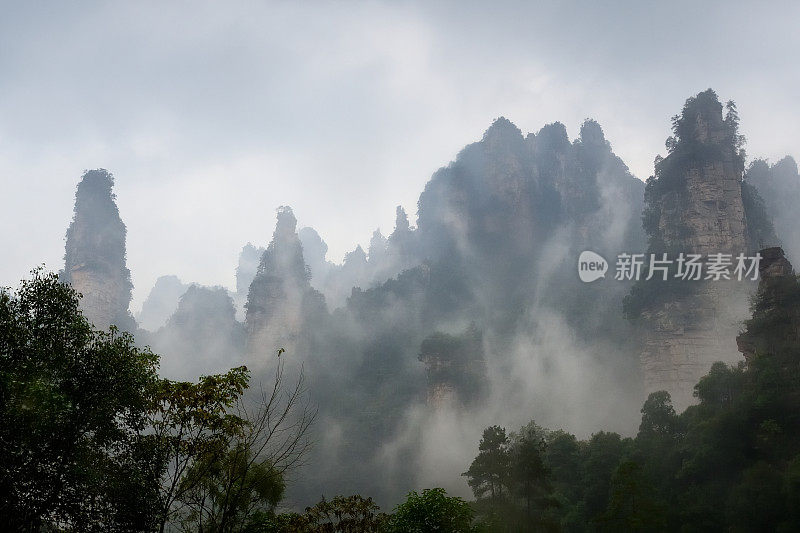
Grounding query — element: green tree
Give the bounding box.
[178,446,284,532]
[0,269,315,532]
[581,432,630,522]
[386,488,476,533]
[511,435,558,529]
[172,361,315,532]
[725,461,785,532]
[463,426,511,501]
[638,391,677,437]
[597,461,666,532]
[0,268,161,531]
[542,431,583,528]
[634,391,681,508]
[149,366,251,532]
[275,494,388,532]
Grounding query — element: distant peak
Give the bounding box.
[275,205,298,235]
[368,229,387,259]
[395,206,410,233]
[579,119,606,145]
[344,245,367,264]
[154,274,183,287]
[298,226,328,255]
[534,122,570,151]
[76,168,115,199]
[80,168,114,186]
[773,156,798,176]
[746,159,771,181]
[482,116,523,144]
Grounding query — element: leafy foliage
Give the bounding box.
[0,268,160,531]
[463,426,512,501]
[178,445,284,532]
[0,269,313,532]
[471,257,800,531]
[263,494,388,532]
[386,488,476,533]
[463,424,561,530]
[149,366,251,530]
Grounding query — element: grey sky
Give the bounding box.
[2,0,798,312]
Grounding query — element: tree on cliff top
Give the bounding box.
[647,90,744,210]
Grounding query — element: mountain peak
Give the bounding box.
[275,205,298,239]
[673,88,727,145]
[394,206,410,233]
[534,122,570,152]
[63,168,133,331]
[579,119,607,146]
[482,116,523,145]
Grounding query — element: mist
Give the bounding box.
[4,2,800,530]
[44,103,799,511]
[115,116,652,507]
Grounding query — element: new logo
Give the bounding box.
[578,251,608,282]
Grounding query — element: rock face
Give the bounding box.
[245,207,325,364]
[757,246,794,279]
[639,287,747,409]
[417,326,487,407]
[297,227,332,286]
[659,161,747,255]
[62,169,135,331]
[634,91,756,408]
[412,116,646,408]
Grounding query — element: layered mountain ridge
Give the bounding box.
[58,90,798,504]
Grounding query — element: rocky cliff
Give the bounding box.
[418,326,487,407]
[61,169,135,332]
[245,207,326,365]
[631,90,759,408]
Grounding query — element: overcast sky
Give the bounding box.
[2,0,799,312]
